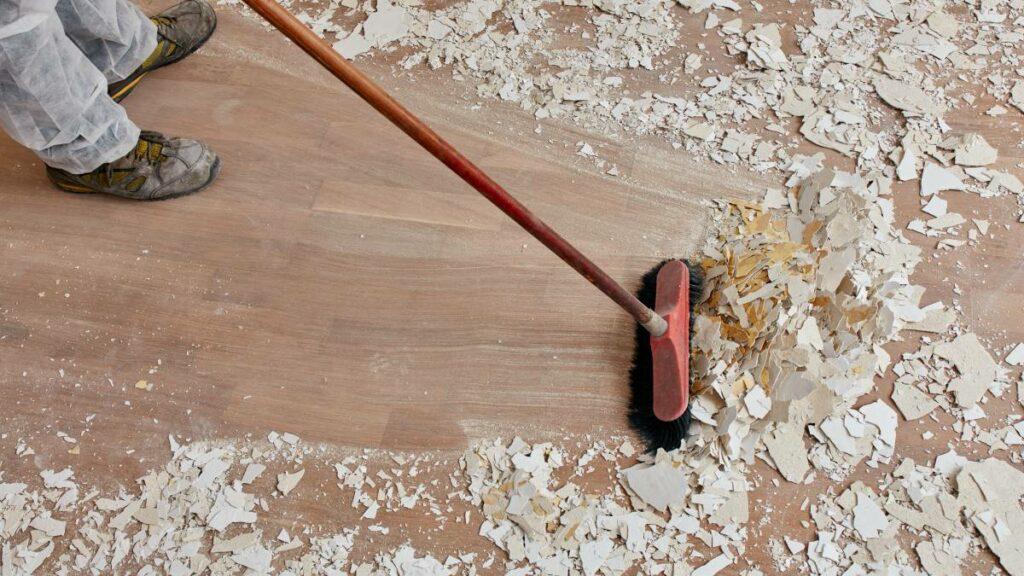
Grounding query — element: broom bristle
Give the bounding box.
[627,259,704,452]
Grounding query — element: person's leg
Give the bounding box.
[0,0,139,173]
[54,0,157,83]
[104,0,218,103]
[0,1,219,199]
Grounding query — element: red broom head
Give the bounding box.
[628,259,703,452]
[650,260,692,422]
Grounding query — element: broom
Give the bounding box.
[241,0,702,452]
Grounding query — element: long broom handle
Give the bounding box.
[242,0,668,336]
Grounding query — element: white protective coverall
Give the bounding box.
[0,0,156,173]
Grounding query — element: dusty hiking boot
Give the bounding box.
[108,0,218,103]
[47,132,221,201]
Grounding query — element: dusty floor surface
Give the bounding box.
[1,0,1023,574]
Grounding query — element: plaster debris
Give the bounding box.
[765,424,810,483]
[896,147,918,181]
[333,29,372,58]
[921,195,947,217]
[743,385,772,419]
[1005,343,1024,366]
[277,469,305,495]
[921,163,966,196]
[691,553,732,575]
[892,383,939,420]
[935,333,1004,407]
[954,133,997,166]
[874,77,939,116]
[1011,80,1024,114]
[852,492,888,539]
[362,0,410,46]
[957,459,1024,575]
[621,460,688,512]
[254,0,1024,201]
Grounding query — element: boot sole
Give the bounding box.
[48,156,222,201]
[109,19,219,104]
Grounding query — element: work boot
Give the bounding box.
[46,132,221,201]
[108,0,218,103]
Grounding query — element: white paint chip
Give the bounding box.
[853,492,889,539]
[621,461,688,513]
[797,316,824,350]
[276,469,305,496]
[892,384,938,421]
[692,553,733,576]
[921,163,965,196]
[921,195,947,217]
[1005,344,1024,366]
[935,333,1003,407]
[744,385,772,419]
[954,133,998,167]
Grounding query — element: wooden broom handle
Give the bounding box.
[241,0,667,336]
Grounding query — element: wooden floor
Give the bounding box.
[1,1,1022,571]
[0,5,762,467]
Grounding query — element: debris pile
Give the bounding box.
[278,0,1024,209]
[0,436,466,575]
[5,423,1024,573]
[3,0,1022,573]
[782,454,1024,575]
[683,156,920,484]
[463,436,748,575]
